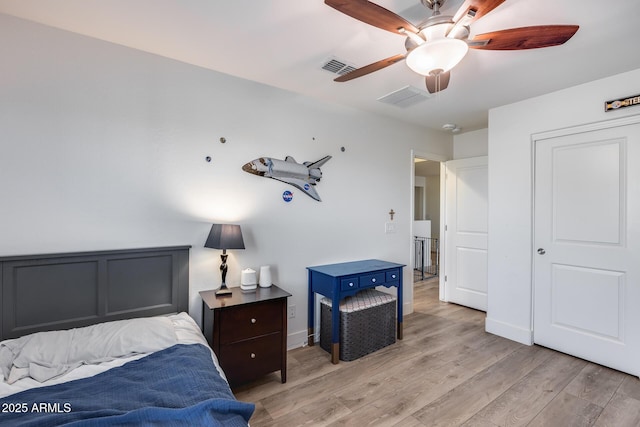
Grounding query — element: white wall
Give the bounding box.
[487,67,640,344]
[0,14,452,348]
[414,175,426,220]
[424,175,440,239]
[413,220,431,239]
[453,128,488,159]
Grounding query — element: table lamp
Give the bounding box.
[204,224,245,296]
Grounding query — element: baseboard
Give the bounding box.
[485,316,533,345]
[403,301,413,316]
[287,329,309,351]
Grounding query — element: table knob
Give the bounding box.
[391,274,396,279]
[372,278,376,283]
[251,318,256,324]
[349,282,354,287]
[250,353,256,359]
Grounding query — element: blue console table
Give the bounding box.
[307,259,405,364]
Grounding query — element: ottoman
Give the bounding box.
[320,288,396,361]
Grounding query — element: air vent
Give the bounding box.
[322,57,357,75]
[377,86,432,108]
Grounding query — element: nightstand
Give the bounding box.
[200,285,291,386]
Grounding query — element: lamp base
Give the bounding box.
[215,284,233,297]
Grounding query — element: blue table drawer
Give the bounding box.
[340,277,359,291]
[360,272,385,288]
[386,269,400,282]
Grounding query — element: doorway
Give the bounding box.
[414,156,441,282]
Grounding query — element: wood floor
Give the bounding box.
[233,277,640,426]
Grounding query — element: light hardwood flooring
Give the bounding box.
[233,277,640,426]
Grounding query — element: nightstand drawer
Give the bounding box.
[219,299,283,344]
[360,272,385,288]
[386,269,400,282]
[219,333,283,385]
[340,276,359,291]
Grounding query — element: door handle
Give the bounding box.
[537,248,546,255]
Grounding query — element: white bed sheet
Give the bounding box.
[0,312,223,399]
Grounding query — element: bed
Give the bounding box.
[0,246,254,426]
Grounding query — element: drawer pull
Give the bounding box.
[349,282,354,287]
[391,274,396,279]
[251,318,256,324]
[250,353,256,359]
[371,278,376,283]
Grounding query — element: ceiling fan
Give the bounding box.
[325,0,579,93]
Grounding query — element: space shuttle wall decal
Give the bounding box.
[242,155,331,201]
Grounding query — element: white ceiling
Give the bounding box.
[1,0,638,133]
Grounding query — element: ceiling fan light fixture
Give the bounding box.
[420,20,452,40]
[405,38,468,76]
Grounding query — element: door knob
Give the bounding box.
[537,248,546,255]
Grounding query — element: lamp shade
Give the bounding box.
[405,38,468,76]
[204,224,245,250]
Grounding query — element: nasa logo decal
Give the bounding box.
[282,190,293,202]
[304,183,310,191]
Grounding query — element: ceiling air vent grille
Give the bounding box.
[322,57,357,75]
[377,85,432,108]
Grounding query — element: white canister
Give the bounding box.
[240,268,257,291]
[259,265,272,288]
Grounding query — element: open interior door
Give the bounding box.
[444,156,488,311]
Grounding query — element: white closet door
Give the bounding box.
[534,121,640,376]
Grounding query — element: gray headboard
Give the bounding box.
[0,246,190,341]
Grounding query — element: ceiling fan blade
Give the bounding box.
[334,54,406,82]
[469,25,579,50]
[453,0,505,25]
[325,0,419,35]
[425,71,451,93]
[425,71,450,94]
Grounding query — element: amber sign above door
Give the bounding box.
[605,93,640,111]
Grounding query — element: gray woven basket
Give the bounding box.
[320,289,396,361]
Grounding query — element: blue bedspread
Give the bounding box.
[0,344,254,426]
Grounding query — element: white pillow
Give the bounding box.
[0,316,177,384]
